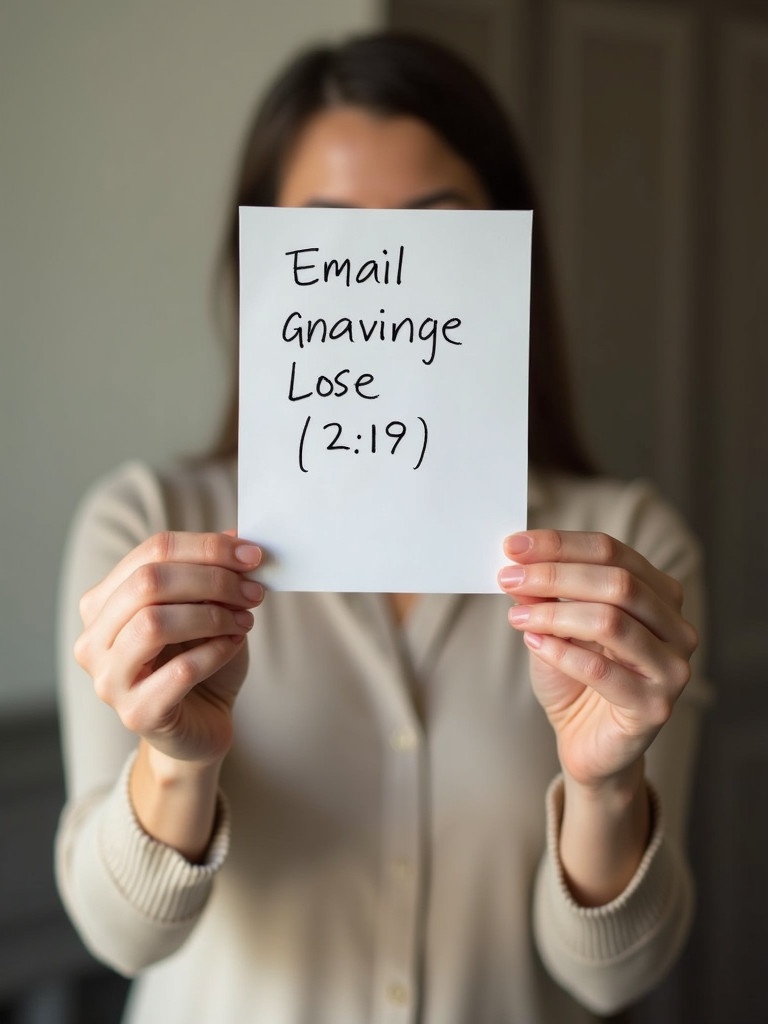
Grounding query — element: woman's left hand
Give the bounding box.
[498,529,699,790]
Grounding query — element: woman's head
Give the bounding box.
[216,31,593,474]
[228,32,533,213]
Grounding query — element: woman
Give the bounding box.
[56,32,707,1024]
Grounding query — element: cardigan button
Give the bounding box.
[386,981,409,1006]
[391,857,412,880]
[389,728,418,751]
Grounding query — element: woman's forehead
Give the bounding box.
[276,106,489,210]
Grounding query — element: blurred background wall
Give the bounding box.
[0,2,381,1020]
[0,0,380,716]
[2,0,767,1022]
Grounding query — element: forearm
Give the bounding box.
[130,740,224,863]
[559,759,651,907]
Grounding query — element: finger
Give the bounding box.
[112,635,246,735]
[522,632,681,727]
[80,531,263,625]
[82,562,264,655]
[507,601,692,685]
[85,602,253,702]
[113,602,253,682]
[499,561,695,650]
[502,530,683,610]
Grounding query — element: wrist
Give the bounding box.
[561,757,647,813]
[558,760,652,907]
[130,741,224,863]
[142,740,225,788]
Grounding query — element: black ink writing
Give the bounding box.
[282,309,462,366]
[276,240,457,477]
[287,361,379,402]
[285,246,405,287]
[297,415,429,473]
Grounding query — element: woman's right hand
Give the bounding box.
[74,531,264,766]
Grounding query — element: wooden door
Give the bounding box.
[388,2,768,1021]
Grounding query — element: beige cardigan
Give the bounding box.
[55,459,709,1024]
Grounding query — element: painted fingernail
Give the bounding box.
[499,566,525,588]
[524,632,543,650]
[234,610,254,627]
[508,606,530,625]
[235,544,262,566]
[241,580,264,603]
[504,534,532,556]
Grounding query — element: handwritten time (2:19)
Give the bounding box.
[297,416,429,473]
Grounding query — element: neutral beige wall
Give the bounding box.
[0,0,380,712]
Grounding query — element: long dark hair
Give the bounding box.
[212,31,594,475]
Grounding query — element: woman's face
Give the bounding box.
[277,105,489,210]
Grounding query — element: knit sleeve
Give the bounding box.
[533,777,692,1014]
[54,461,230,975]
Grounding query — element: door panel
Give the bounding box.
[387,3,768,1022]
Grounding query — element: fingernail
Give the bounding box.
[504,533,532,556]
[235,544,262,566]
[234,610,254,627]
[241,580,264,603]
[499,566,525,588]
[524,631,543,650]
[508,605,530,625]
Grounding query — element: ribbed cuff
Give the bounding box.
[538,774,684,962]
[98,753,230,924]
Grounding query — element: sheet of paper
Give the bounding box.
[238,207,531,593]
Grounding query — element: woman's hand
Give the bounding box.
[74,531,264,767]
[498,529,698,791]
[499,528,699,904]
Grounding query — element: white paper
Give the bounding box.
[238,207,531,593]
